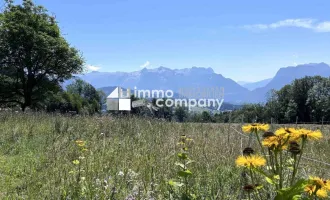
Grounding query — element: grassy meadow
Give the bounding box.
[0,113,330,199]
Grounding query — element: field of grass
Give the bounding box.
[0,113,330,199]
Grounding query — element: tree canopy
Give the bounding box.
[0,0,84,110]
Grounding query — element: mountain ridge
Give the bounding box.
[66,63,330,104]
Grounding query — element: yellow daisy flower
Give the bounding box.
[305,177,330,198]
[236,155,266,168]
[325,181,330,191]
[262,136,280,148]
[274,127,297,138]
[310,176,327,188]
[304,184,316,196]
[262,136,287,150]
[242,123,269,134]
[292,129,323,141]
[317,189,328,199]
[262,130,290,150]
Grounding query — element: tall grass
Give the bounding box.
[0,113,329,199]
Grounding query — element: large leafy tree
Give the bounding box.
[0,0,84,111]
[307,78,330,122]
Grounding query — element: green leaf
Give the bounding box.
[168,180,184,187]
[274,179,308,200]
[178,170,192,177]
[266,177,276,185]
[255,184,263,190]
[175,162,185,169]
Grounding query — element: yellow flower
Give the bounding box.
[275,127,297,138]
[292,129,323,141]
[75,140,86,147]
[236,155,266,168]
[262,136,280,147]
[305,177,330,198]
[304,184,316,195]
[316,189,328,199]
[310,176,327,188]
[242,123,269,133]
[72,160,80,165]
[326,181,330,191]
[262,136,287,150]
[262,130,291,150]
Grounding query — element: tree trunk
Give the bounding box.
[21,104,26,112]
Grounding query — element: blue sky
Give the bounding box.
[10,0,330,81]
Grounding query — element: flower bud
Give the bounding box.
[243,147,254,156]
[263,131,275,138]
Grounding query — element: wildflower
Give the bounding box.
[72,160,80,165]
[305,185,328,199]
[291,128,323,141]
[95,178,101,186]
[326,181,330,191]
[262,128,294,150]
[118,171,124,176]
[262,135,288,150]
[236,155,266,168]
[310,176,327,188]
[316,189,328,199]
[242,123,269,133]
[75,140,86,147]
[243,147,254,156]
[305,177,330,198]
[275,127,297,138]
[127,169,138,178]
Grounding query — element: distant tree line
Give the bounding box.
[163,76,330,124]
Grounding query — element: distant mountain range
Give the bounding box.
[238,78,272,91]
[246,62,330,102]
[67,62,330,104]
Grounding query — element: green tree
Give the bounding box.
[66,79,102,114]
[201,111,212,123]
[0,0,84,111]
[152,98,173,121]
[174,106,187,122]
[307,78,330,122]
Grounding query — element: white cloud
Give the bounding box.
[140,61,150,68]
[86,65,101,71]
[315,21,330,32]
[243,18,330,32]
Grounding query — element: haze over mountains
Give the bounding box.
[238,78,273,91]
[69,63,330,104]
